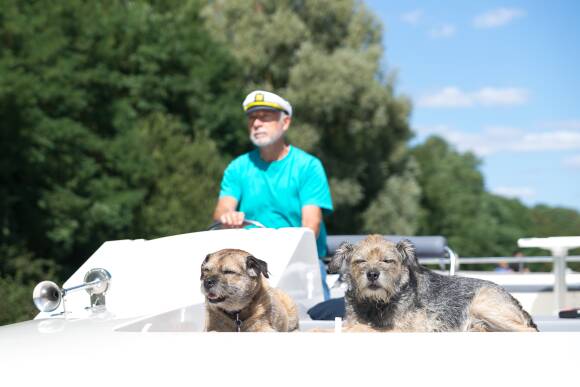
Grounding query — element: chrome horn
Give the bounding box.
[32,281,62,313]
[32,268,112,313]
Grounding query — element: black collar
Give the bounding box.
[219,308,243,332]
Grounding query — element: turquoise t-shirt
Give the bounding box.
[219,146,333,257]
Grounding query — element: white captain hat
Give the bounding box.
[242,90,293,117]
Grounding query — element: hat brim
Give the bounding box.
[245,106,286,115]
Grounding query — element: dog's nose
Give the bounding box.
[367,270,380,282]
[204,277,217,289]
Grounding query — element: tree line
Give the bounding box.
[1,0,579,324]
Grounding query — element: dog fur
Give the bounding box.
[329,235,538,332]
[200,248,299,332]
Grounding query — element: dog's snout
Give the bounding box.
[367,270,380,282]
[204,277,217,289]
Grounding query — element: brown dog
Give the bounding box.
[329,235,538,332]
[200,248,299,332]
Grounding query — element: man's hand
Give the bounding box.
[219,211,246,228]
[213,196,245,228]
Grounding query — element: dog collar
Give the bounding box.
[220,308,243,332]
[234,312,242,332]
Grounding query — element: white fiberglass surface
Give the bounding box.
[35,228,324,320]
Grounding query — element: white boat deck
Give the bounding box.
[1,316,577,386]
[2,230,580,386]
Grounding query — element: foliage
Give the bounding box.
[202,0,417,233]
[0,277,38,325]
[0,0,241,324]
[0,244,59,324]
[412,136,490,256]
[126,113,227,237]
[412,136,580,261]
[362,160,422,235]
[529,205,580,238]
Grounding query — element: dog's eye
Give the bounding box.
[352,259,365,265]
[382,259,396,264]
[222,270,238,275]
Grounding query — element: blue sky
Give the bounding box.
[365,0,580,211]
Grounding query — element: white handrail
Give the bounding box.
[518,237,580,313]
[418,255,580,266]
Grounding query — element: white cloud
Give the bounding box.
[415,125,501,155]
[475,87,529,106]
[515,131,580,152]
[540,120,580,131]
[429,24,456,38]
[417,87,529,108]
[417,87,472,107]
[473,8,526,29]
[492,186,536,200]
[416,125,580,156]
[401,9,423,25]
[563,154,580,169]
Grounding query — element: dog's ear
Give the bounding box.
[328,242,355,274]
[246,255,270,278]
[396,239,419,269]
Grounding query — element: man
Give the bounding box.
[213,90,333,299]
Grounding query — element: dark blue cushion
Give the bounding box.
[307,297,345,320]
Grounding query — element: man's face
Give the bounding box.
[247,110,290,147]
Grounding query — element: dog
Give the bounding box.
[329,235,538,332]
[200,248,299,332]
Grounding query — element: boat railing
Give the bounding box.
[420,255,580,267]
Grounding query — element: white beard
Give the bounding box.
[250,128,284,148]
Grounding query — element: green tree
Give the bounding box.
[481,194,533,255]
[528,205,580,269]
[202,0,418,234]
[529,205,580,238]
[362,160,421,235]
[411,136,496,256]
[122,113,227,237]
[410,136,580,262]
[0,244,59,324]
[0,0,243,324]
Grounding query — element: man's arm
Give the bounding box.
[302,205,322,237]
[213,196,245,227]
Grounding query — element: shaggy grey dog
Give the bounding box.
[329,235,538,332]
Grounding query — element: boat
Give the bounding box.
[0,227,579,386]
